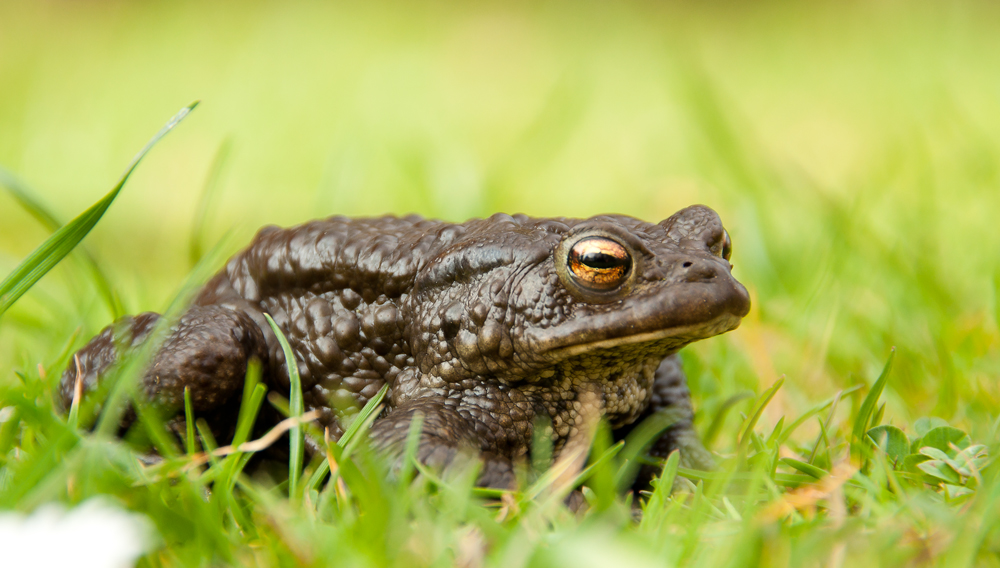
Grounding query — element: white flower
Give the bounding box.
[0,498,154,568]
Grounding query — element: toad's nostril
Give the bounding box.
[682,260,718,282]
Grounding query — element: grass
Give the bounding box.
[2,0,1000,566]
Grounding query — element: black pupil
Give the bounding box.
[581,251,625,269]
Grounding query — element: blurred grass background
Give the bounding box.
[2,0,1000,446]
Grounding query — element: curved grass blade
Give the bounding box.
[0,166,62,229]
[0,101,199,319]
[184,387,197,455]
[219,377,266,495]
[0,167,124,317]
[780,457,829,480]
[264,313,304,499]
[851,348,895,462]
[777,384,862,447]
[994,269,1000,335]
[305,383,389,494]
[703,390,754,450]
[189,137,233,266]
[614,408,685,492]
[639,449,681,532]
[339,383,389,451]
[738,377,785,449]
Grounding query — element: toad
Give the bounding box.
[60,205,750,487]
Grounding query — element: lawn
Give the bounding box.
[1,1,1000,566]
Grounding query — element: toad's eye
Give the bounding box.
[567,237,632,290]
[709,229,732,261]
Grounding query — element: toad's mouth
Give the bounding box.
[524,280,750,360]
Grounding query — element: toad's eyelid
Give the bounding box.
[575,239,627,261]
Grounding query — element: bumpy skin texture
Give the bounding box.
[60,206,750,487]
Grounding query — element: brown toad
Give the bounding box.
[61,205,750,487]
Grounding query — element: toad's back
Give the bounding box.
[200,215,465,428]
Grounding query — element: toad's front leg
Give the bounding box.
[59,305,267,431]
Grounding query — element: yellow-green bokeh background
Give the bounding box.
[2,0,999,443]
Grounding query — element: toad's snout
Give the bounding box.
[680,258,722,283]
[658,253,750,320]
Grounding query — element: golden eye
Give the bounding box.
[567,237,632,290]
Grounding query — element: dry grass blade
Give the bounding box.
[182,410,320,471]
[760,462,857,522]
[323,427,348,504]
[526,388,601,501]
[67,354,84,427]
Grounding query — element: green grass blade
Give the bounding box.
[219,382,266,491]
[339,383,389,449]
[195,419,220,461]
[871,402,886,429]
[0,408,21,466]
[264,313,304,499]
[0,101,199,318]
[703,390,754,450]
[232,379,266,450]
[639,449,681,531]
[189,138,233,266]
[766,416,785,446]
[994,269,1000,334]
[0,166,64,230]
[0,166,124,317]
[574,439,625,488]
[614,408,684,492]
[305,385,389,494]
[133,399,180,459]
[184,387,197,455]
[340,403,385,459]
[851,348,895,462]
[779,457,829,480]
[777,385,862,447]
[305,453,332,495]
[738,377,785,449]
[397,410,425,485]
